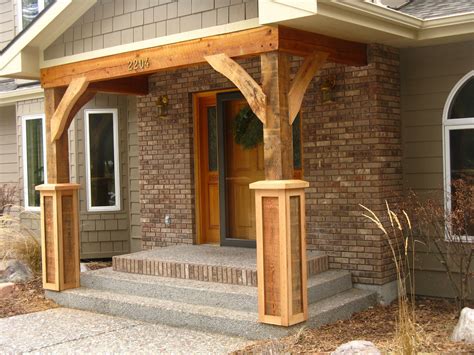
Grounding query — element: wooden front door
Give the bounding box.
[196,91,302,246]
[223,96,265,242]
[197,96,220,244]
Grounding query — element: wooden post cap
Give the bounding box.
[249,179,309,190]
[35,183,81,191]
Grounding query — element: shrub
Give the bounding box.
[0,184,17,216]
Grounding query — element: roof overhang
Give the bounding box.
[0,0,96,80]
[0,85,43,107]
[259,0,474,47]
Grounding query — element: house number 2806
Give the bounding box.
[127,57,150,71]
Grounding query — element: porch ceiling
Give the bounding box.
[40,25,367,90]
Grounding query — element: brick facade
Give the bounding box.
[137,44,402,286]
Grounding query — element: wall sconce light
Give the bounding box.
[157,95,169,118]
[320,77,336,104]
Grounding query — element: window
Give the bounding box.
[84,109,120,212]
[443,70,474,238]
[22,115,47,210]
[19,0,54,30]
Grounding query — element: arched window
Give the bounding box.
[443,70,474,238]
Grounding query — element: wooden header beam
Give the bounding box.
[40,26,367,89]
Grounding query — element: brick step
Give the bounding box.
[112,246,328,287]
[46,286,376,340]
[80,268,352,312]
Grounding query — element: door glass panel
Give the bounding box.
[449,128,474,236]
[293,113,302,170]
[207,106,218,171]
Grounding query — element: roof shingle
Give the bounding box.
[397,0,474,19]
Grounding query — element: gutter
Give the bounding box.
[0,85,43,107]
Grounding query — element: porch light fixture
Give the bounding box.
[156,95,169,118]
[320,77,336,104]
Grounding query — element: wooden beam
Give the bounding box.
[278,26,367,67]
[64,89,96,133]
[41,26,278,89]
[50,77,89,142]
[88,76,149,96]
[205,53,266,124]
[261,51,293,180]
[44,88,69,184]
[288,51,328,124]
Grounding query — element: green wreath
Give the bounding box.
[233,106,263,149]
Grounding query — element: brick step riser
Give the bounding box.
[80,270,352,312]
[112,255,329,287]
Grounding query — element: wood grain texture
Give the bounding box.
[51,77,89,142]
[205,53,266,124]
[41,26,278,88]
[44,87,69,184]
[261,51,293,180]
[262,196,280,316]
[44,196,55,284]
[88,76,149,96]
[288,51,328,124]
[290,195,302,314]
[278,26,367,66]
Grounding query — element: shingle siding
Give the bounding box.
[44,0,259,61]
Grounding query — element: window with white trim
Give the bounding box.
[443,70,474,238]
[19,0,54,29]
[22,115,47,210]
[84,109,121,212]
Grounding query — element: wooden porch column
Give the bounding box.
[206,49,327,327]
[249,51,308,326]
[37,79,90,291]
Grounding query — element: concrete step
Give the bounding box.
[46,287,376,340]
[80,268,353,312]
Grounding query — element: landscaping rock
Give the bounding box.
[332,340,381,355]
[80,263,90,273]
[451,307,474,344]
[0,260,33,283]
[0,282,15,298]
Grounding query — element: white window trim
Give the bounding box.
[17,0,48,31]
[21,114,47,212]
[442,70,474,241]
[84,108,121,212]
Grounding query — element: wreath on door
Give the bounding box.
[233,105,263,149]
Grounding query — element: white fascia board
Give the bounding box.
[0,86,43,107]
[259,0,317,25]
[0,0,96,78]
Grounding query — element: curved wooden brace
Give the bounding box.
[51,76,89,142]
[288,51,329,125]
[205,53,266,124]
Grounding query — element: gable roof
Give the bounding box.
[398,0,474,19]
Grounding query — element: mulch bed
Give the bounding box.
[236,297,474,354]
[0,261,112,319]
[0,277,57,318]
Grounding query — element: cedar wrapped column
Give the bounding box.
[36,184,80,291]
[206,50,328,327]
[250,180,309,326]
[38,81,90,291]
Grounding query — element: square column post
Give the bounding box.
[250,180,309,326]
[251,52,309,326]
[37,87,82,291]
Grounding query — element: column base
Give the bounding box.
[36,183,80,291]
[250,179,309,326]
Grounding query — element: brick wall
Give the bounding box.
[137,44,402,285]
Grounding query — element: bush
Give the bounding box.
[0,184,17,215]
[0,209,41,275]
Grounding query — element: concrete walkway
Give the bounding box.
[0,308,251,354]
